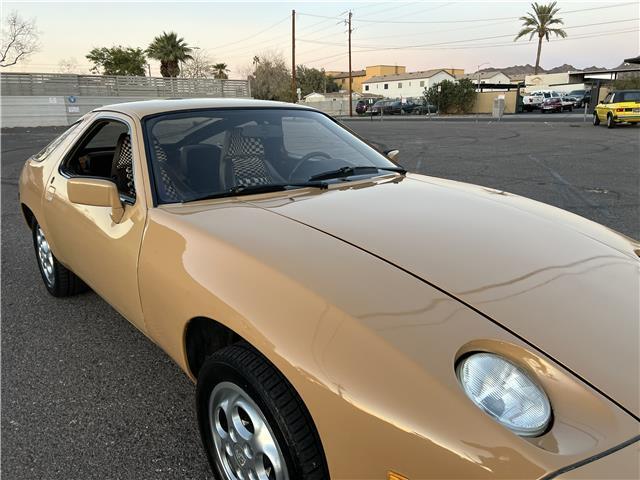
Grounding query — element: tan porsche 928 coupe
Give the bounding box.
[19,99,639,480]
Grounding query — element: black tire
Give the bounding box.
[32,219,88,297]
[593,113,600,126]
[196,343,329,480]
[607,113,615,129]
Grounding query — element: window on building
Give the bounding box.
[364,85,369,91]
[398,82,402,88]
[420,81,425,87]
[384,84,388,90]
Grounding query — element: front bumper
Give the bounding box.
[553,436,639,479]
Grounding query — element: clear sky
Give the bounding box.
[3,0,639,78]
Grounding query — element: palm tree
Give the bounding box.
[212,63,230,79]
[147,31,193,77]
[514,2,567,74]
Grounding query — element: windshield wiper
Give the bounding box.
[308,166,406,182]
[183,182,327,203]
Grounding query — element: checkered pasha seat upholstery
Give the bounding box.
[223,128,274,187]
[153,141,183,202]
[111,133,135,199]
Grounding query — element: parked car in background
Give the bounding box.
[355,100,368,115]
[522,91,544,111]
[593,89,640,128]
[559,94,575,111]
[356,97,380,115]
[370,100,414,115]
[370,100,391,115]
[568,89,591,108]
[540,93,563,113]
[412,102,439,115]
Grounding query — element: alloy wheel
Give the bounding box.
[36,225,55,287]
[209,382,289,480]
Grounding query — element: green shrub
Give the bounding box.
[423,78,477,113]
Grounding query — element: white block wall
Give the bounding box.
[1,96,149,128]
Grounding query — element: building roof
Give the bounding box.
[455,71,509,81]
[363,69,451,84]
[327,70,366,79]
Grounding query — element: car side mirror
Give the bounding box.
[67,177,124,223]
[384,149,400,161]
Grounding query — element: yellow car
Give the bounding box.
[593,89,640,128]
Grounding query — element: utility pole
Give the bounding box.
[348,10,353,117]
[291,9,296,102]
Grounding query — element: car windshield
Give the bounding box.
[144,108,401,203]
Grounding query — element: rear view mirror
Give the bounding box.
[67,177,124,223]
[385,149,400,161]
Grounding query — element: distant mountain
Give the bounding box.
[479,63,607,77]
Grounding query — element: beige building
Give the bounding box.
[327,65,407,93]
[328,66,465,93]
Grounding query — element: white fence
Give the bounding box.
[0,72,251,98]
[0,72,253,127]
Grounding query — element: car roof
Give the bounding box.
[94,98,316,119]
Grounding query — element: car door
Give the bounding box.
[42,113,148,332]
[596,93,613,120]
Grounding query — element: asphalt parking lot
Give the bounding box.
[2,120,639,479]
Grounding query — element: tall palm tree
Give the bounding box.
[212,63,230,79]
[514,2,567,74]
[147,31,193,77]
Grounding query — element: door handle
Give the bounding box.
[46,186,56,201]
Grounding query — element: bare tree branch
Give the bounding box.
[0,10,40,67]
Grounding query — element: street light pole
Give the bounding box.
[291,9,296,102]
[476,62,489,121]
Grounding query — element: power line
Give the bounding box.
[300,26,637,65]
[204,15,290,51]
[297,18,638,51]
[300,1,636,24]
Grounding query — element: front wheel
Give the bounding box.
[32,220,87,297]
[196,344,329,480]
[593,113,600,126]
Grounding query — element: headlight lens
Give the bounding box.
[457,353,552,437]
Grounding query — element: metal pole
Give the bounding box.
[291,9,296,102]
[348,10,353,117]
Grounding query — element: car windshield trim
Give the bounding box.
[182,182,329,203]
[308,165,406,182]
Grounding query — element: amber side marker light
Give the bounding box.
[388,471,409,480]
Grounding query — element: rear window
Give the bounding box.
[617,91,640,102]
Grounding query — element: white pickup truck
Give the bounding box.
[522,91,545,111]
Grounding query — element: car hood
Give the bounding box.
[253,173,640,417]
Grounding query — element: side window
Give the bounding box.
[62,119,136,201]
[33,121,82,162]
[603,93,613,104]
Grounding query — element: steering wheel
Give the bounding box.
[289,151,331,181]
